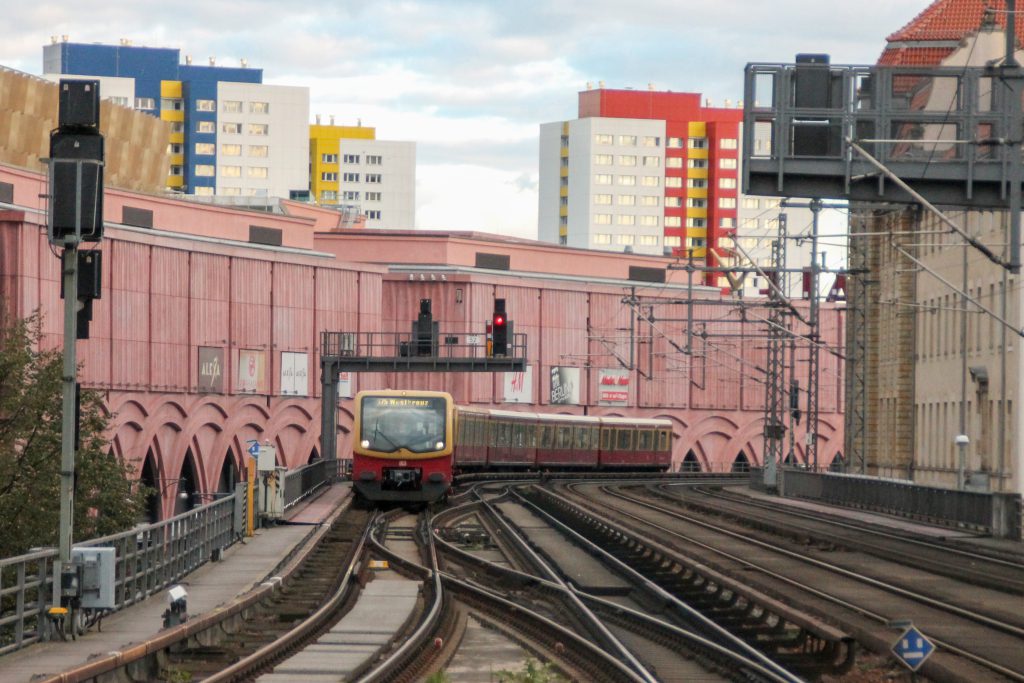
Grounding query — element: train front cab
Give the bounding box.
[351,390,454,504]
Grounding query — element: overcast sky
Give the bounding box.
[3,1,927,238]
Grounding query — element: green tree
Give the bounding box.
[496,658,567,683]
[0,310,148,558]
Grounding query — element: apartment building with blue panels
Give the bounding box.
[44,40,308,199]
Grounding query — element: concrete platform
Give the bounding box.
[496,501,631,595]
[0,483,351,683]
[258,578,421,681]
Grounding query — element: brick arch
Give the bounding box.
[677,415,741,471]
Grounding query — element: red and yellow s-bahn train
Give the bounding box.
[352,389,673,504]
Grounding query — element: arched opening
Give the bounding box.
[731,451,750,473]
[680,450,701,473]
[783,451,798,466]
[139,449,160,524]
[307,447,321,464]
[830,451,845,472]
[217,449,238,495]
[174,449,200,516]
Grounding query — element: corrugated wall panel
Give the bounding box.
[741,319,769,412]
[272,263,314,395]
[587,291,634,407]
[190,253,230,392]
[314,267,366,397]
[150,249,189,391]
[110,241,150,389]
[231,259,272,390]
[539,289,588,407]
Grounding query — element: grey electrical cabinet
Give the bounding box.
[72,547,116,609]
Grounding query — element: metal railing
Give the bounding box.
[779,469,1022,539]
[0,466,333,656]
[321,329,527,362]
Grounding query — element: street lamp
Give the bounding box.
[954,434,969,490]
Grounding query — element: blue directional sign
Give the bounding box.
[892,625,935,672]
[247,441,260,458]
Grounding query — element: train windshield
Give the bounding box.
[359,396,447,454]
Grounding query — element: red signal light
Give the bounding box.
[494,314,505,326]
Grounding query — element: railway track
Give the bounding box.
[572,482,1024,682]
[660,484,1024,595]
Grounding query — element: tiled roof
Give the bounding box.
[879,0,1024,65]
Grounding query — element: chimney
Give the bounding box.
[598,80,605,89]
[357,118,362,127]
[240,58,248,68]
[62,35,69,42]
[185,54,192,65]
[315,114,321,125]
[209,56,216,66]
[330,115,335,125]
[51,35,58,45]
[586,81,592,90]
[648,82,654,91]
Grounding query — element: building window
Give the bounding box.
[595,134,613,145]
[617,175,636,186]
[618,135,637,146]
[686,237,706,248]
[618,155,637,166]
[664,236,681,247]
[719,177,737,189]
[595,214,612,225]
[196,99,216,112]
[249,101,270,114]
[161,98,182,111]
[639,235,658,245]
[196,120,215,133]
[321,190,338,201]
[322,172,338,181]
[618,194,636,206]
[642,156,660,167]
[742,197,760,209]
[365,173,382,184]
[640,196,659,206]
[720,138,738,149]
[686,217,707,228]
[642,136,660,147]
[194,164,214,177]
[344,154,360,164]
[764,198,782,209]
[108,96,129,107]
[366,191,382,201]
[639,215,658,227]
[343,172,360,182]
[767,218,780,230]
[595,174,612,185]
[171,122,185,134]
[687,158,708,169]
[560,157,569,169]
[221,187,241,196]
[168,143,183,155]
[720,158,738,169]
[135,97,155,110]
[666,197,683,208]
[616,234,635,245]
[719,236,736,248]
[665,216,682,227]
[222,100,243,113]
[687,178,707,189]
[688,137,707,149]
[195,142,215,155]
[665,157,683,168]
[245,188,269,197]
[249,145,268,157]
[719,197,737,209]
[687,197,707,208]
[248,123,269,136]
[170,165,183,176]
[594,234,612,245]
[742,237,758,249]
[248,166,268,179]
[366,210,382,219]
[366,155,382,165]
[342,190,360,200]
[667,137,684,148]
[741,218,759,229]
[322,153,338,163]
[595,194,612,205]
[559,235,567,245]
[221,144,242,156]
[665,177,683,188]
[617,215,635,226]
[220,165,242,178]
[222,122,242,135]
[720,217,735,228]
[194,186,214,196]
[594,154,613,165]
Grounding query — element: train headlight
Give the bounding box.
[360,440,370,448]
[435,441,445,450]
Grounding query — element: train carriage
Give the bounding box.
[486,409,539,468]
[454,406,489,468]
[598,416,673,469]
[535,413,602,468]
